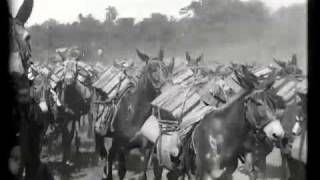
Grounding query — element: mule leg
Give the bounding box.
[152,155,163,180]
[195,168,204,180]
[218,159,238,180]
[255,157,267,180]
[75,120,81,155]
[19,115,43,180]
[140,147,152,180]
[167,171,179,180]
[118,149,127,180]
[281,153,290,180]
[87,112,94,139]
[106,144,117,180]
[244,153,256,180]
[61,121,69,163]
[62,119,75,165]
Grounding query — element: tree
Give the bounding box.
[179,1,202,18]
[105,6,118,25]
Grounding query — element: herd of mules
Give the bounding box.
[8,0,307,180]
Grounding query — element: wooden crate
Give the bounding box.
[252,66,274,77]
[52,64,65,82]
[92,65,133,100]
[151,67,233,133]
[272,76,307,105]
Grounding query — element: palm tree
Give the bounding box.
[105,6,118,25]
[179,0,202,18]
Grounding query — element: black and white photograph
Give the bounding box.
[7,0,307,179]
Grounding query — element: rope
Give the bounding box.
[179,87,192,124]
[157,107,163,166]
[298,127,306,161]
[94,74,133,133]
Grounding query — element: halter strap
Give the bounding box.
[244,97,273,131]
[11,22,31,75]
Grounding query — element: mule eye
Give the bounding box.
[256,101,264,106]
[24,34,31,41]
[251,99,263,106]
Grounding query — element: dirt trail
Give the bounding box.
[44,117,285,180]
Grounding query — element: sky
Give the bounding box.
[9,0,306,26]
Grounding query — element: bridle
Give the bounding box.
[10,19,32,76]
[93,69,135,135]
[244,95,275,131]
[143,59,171,93]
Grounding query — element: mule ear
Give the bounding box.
[113,59,122,69]
[215,65,224,73]
[15,0,34,24]
[233,68,245,88]
[242,65,258,85]
[273,58,286,69]
[291,54,298,66]
[158,49,164,61]
[128,59,134,68]
[136,49,149,63]
[296,90,306,99]
[196,54,203,65]
[167,57,175,73]
[186,52,191,63]
[263,70,277,90]
[57,52,65,61]
[230,62,237,71]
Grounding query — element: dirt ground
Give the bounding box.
[42,118,286,180]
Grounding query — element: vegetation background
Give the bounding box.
[28,0,307,72]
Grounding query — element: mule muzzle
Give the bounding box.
[64,73,75,85]
[39,101,48,113]
[17,88,31,104]
[263,119,285,142]
[292,115,303,136]
[202,168,226,180]
[9,52,25,77]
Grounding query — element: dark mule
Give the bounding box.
[190,66,285,180]
[53,48,92,166]
[273,54,303,76]
[185,51,220,78]
[186,51,203,68]
[10,63,55,180]
[26,73,54,179]
[8,0,33,131]
[238,90,286,180]
[95,49,174,180]
[279,92,307,180]
[8,0,52,179]
[241,61,306,180]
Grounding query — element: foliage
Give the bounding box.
[28,0,306,70]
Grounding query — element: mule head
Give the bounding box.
[291,92,307,136]
[186,51,203,67]
[30,74,50,113]
[62,47,82,85]
[233,65,259,90]
[273,55,303,76]
[136,49,175,90]
[9,0,33,77]
[63,60,77,85]
[245,72,286,142]
[136,48,165,62]
[215,78,234,97]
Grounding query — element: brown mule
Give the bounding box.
[190,66,284,180]
[95,49,175,180]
